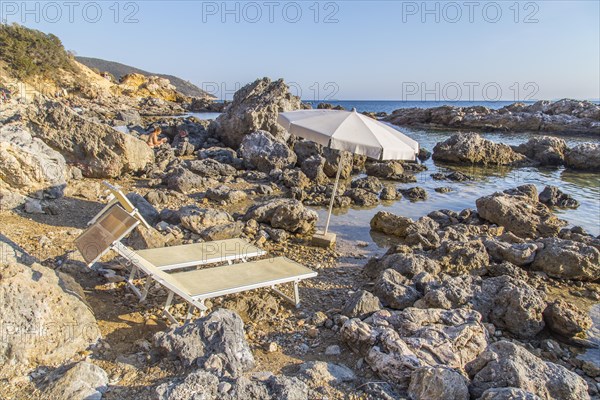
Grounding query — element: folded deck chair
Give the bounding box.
[75,205,317,324]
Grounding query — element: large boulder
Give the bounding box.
[0,250,100,377]
[342,290,382,320]
[432,133,527,166]
[467,340,589,400]
[431,239,489,275]
[370,211,415,237]
[0,124,67,198]
[154,308,255,377]
[239,130,297,173]
[513,136,568,166]
[476,192,565,238]
[531,238,600,281]
[243,199,317,234]
[27,101,154,178]
[341,308,488,389]
[374,269,421,309]
[215,77,302,148]
[564,143,600,170]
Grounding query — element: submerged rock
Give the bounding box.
[467,340,589,400]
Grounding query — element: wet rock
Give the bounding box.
[215,77,302,148]
[178,205,233,234]
[538,186,579,209]
[365,160,404,178]
[532,238,600,281]
[543,299,593,337]
[370,211,414,237]
[417,148,431,161]
[408,366,469,400]
[430,171,472,182]
[513,136,568,166]
[28,101,154,178]
[467,340,589,400]
[476,192,566,238]
[564,143,600,170]
[351,176,383,193]
[154,309,255,377]
[399,187,427,201]
[299,361,355,384]
[0,259,100,377]
[281,169,310,189]
[186,159,237,177]
[380,185,399,200]
[239,130,297,173]
[0,124,67,198]
[44,361,108,400]
[243,199,317,234]
[435,186,453,193]
[374,269,421,309]
[126,192,159,225]
[345,188,380,207]
[432,133,527,166]
[483,239,538,266]
[206,186,247,204]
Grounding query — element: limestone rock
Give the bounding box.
[374,269,421,309]
[532,238,600,281]
[243,199,317,234]
[543,299,593,337]
[513,136,568,166]
[565,143,600,170]
[154,308,255,377]
[342,290,382,320]
[44,361,108,400]
[215,77,302,148]
[408,366,469,400]
[467,340,589,400]
[178,205,233,234]
[239,130,297,173]
[0,124,67,198]
[432,133,527,166]
[538,186,579,209]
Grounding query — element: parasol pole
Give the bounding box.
[324,151,345,234]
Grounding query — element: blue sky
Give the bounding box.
[4,1,599,101]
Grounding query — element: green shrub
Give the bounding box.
[0,23,75,80]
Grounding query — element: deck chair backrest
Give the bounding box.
[103,181,151,229]
[75,205,140,265]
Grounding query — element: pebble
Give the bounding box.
[218,382,232,394]
[307,327,319,338]
[264,342,278,353]
[325,345,341,355]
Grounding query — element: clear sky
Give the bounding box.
[3,0,599,101]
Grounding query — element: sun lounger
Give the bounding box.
[75,204,317,324]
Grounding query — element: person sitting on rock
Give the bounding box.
[147,127,168,147]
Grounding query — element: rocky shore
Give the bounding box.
[384,99,600,135]
[1,26,599,400]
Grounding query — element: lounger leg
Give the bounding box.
[140,277,152,302]
[127,266,143,299]
[163,292,178,325]
[185,306,195,323]
[293,280,300,307]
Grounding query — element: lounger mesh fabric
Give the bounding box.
[135,238,265,270]
[75,205,138,264]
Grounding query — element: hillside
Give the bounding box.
[76,56,214,99]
